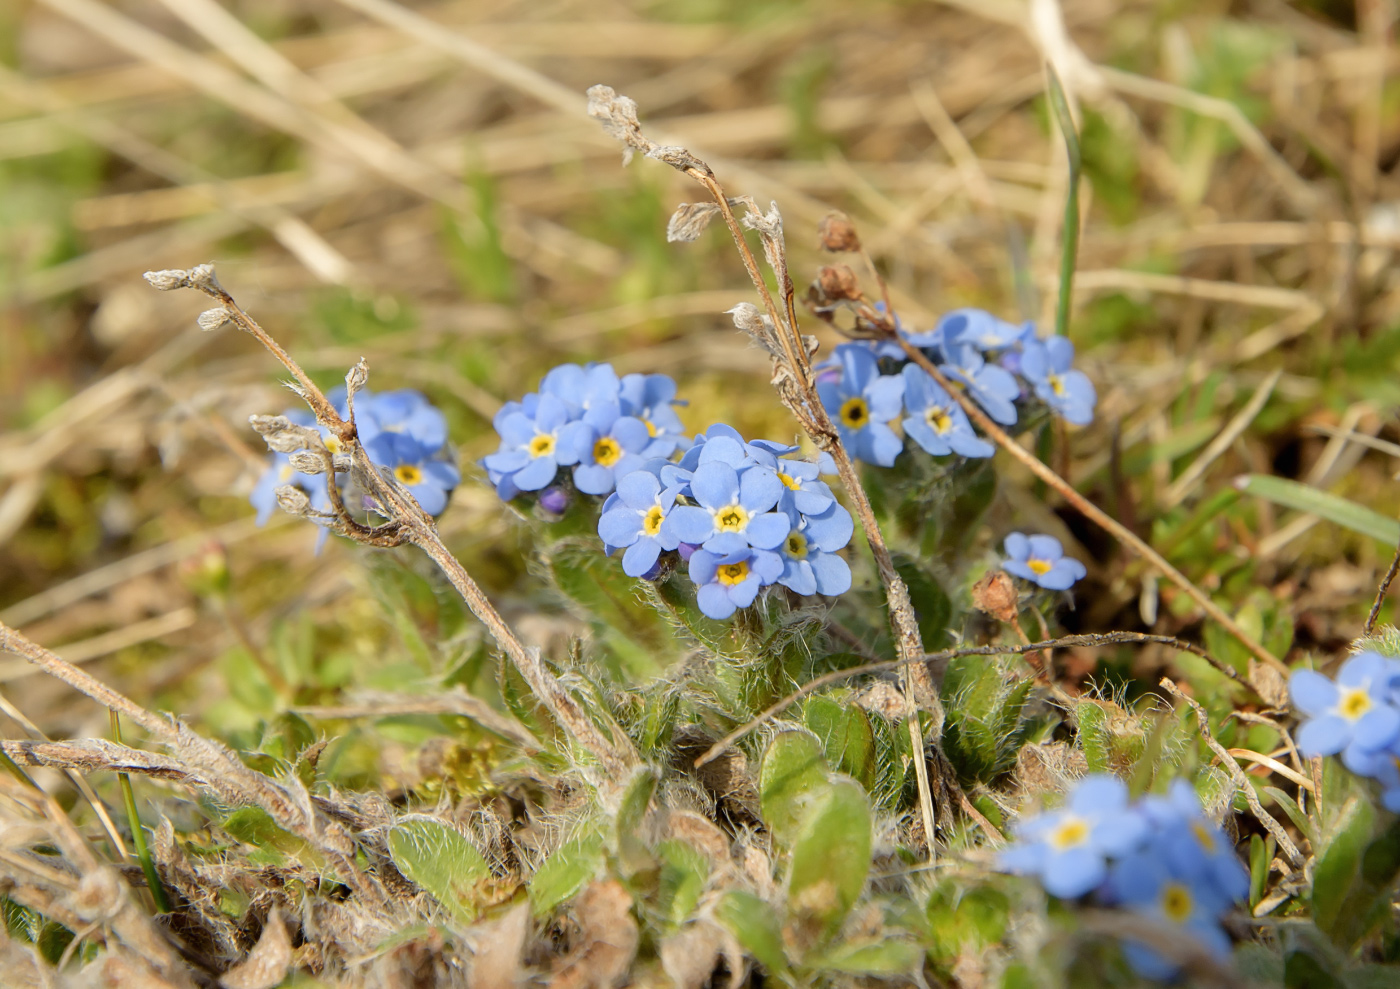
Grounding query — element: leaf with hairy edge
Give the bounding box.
[787,778,872,945]
[388,817,491,927]
[1310,793,1374,942]
[806,939,924,974]
[804,697,876,790]
[715,890,788,975]
[1235,475,1400,544]
[615,767,659,877]
[759,731,828,849]
[529,828,605,918]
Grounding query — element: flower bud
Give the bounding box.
[197,308,229,331]
[817,264,861,301]
[143,269,188,291]
[288,451,326,475]
[971,570,1020,623]
[538,486,569,515]
[275,485,312,516]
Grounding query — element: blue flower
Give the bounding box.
[1021,336,1096,426]
[558,403,652,496]
[689,546,783,619]
[250,453,316,525]
[1355,745,1400,812]
[776,507,852,596]
[597,469,682,577]
[677,423,795,473]
[817,344,905,466]
[357,388,448,450]
[998,774,1148,898]
[619,373,690,456]
[541,362,621,416]
[937,307,1028,352]
[1002,533,1086,590]
[662,460,790,553]
[767,456,839,521]
[365,432,460,515]
[1138,780,1249,908]
[1106,852,1234,981]
[901,364,994,459]
[939,341,1020,426]
[1290,652,1400,772]
[481,393,576,497]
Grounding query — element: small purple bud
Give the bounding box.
[677,542,700,562]
[999,350,1023,376]
[538,486,569,515]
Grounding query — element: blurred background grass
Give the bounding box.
[0,0,1398,788]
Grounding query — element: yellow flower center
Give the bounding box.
[717,561,749,586]
[839,396,869,429]
[1028,558,1052,576]
[643,418,658,438]
[1190,820,1216,855]
[778,471,802,491]
[324,436,341,454]
[1338,687,1372,721]
[529,433,555,458]
[1160,883,1193,923]
[1049,374,1066,397]
[593,436,622,467]
[715,504,749,533]
[278,464,294,482]
[785,531,809,560]
[395,464,423,485]
[1047,816,1090,851]
[926,407,953,434]
[642,505,665,537]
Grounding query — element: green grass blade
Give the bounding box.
[1235,474,1400,544]
[111,714,171,913]
[1045,65,1082,341]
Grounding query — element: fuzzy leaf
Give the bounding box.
[1310,794,1375,943]
[804,697,876,790]
[530,829,605,918]
[388,818,490,926]
[715,890,788,975]
[759,731,828,848]
[656,839,709,932]
[787,777,872,943]
[1263,786,1317,848]
[615,768,659,876]
[806,939,923,974]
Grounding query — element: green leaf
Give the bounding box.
[529,828,605,918]
[715,890,789,976]
[221,807,309,865]
[787,778,872,943]
[615,767,659,876]
[1076,701,1111,773]
[806,939,923,974]
[656,839,709,932]
[1248,834,1273,908]
[1045,64,1082,341]
[804,697,876,790]
[1263,786,1317,848]
[387,817,491,926]
[759,730,828,849]
[1235,475,1400,545]
[1310,793,1376,942]
[1285,948,1347,989]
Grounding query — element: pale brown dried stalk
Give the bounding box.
[143,265,639,782]
[585,85,942,849]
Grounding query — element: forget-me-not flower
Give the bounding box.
[662,461,790,553]
[365,432,460,516]
[689,546,783,619]
[1021,336,1097,426]
[481,393,577,497]
[541,362,621,416]
[558,403,652,496]
[901,364,994,459]
[1290,652,1400,772]
[1138,780,1249,908]
[817,344,905,466]
[775,507,852,596]
[1002,533,1087,590]
[1106,852,1234,981]
[938,307,1028,352]
[597,469,683,577]
[997,774,1148,898]
[356,388,448,449]
[939,340,1020,426]
[619,373,689,456]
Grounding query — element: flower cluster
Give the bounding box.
[250,388,460,529]
[485,365,855,620]
[1290,651,1400,809]
[816,307,1096,467]
[481,363,688,501]
[1001,532,1087,591]
[999,774,1247,980]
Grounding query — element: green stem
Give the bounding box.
[110,713,172,913]
[1045,66,1082,341]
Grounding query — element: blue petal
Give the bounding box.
[804,504,854,552]
[664,506,716,544]
[616,469,661,509]
[1026,535,1063,561]
[1297,715,1350,757]
[1289,670,1338,717]
[745,512,791,550]
[1003,561,1038,582]
[622,539,663,578]
[410,483,448,515]
[696,584,737,619]
[905,417,953,456]
[1042,847,1106,899]
[727,574,763,609]
[1037,558,1086,590]
[598,508,643,548]
[864,373,906,420]
[864,422,904,467]
[1071,775,1129,815]
[739,467,782,514]
[511,455,558,492]
[778,558,816,595]
[691,462,739,510]
[698,435,749,468]
[809,551,851,595]
[572,464,615,495]
[1352,706,1400,751]
[1004,532,1030,560]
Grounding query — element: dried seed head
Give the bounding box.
[666,202,721,243]
[971,570,1020,624]
[186,263,221,292]
[249,415,323,454]
[817,264,862,301]
[274,485,312,516]
[726,303,779,356]
[345,360,369,398]
[818,212,862,252]
[249,414,293,436]
[586,84,647,165]
[197,307,229,331]
[288,451,326,475]
[740,201,783,240]
[143,268,188,291]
